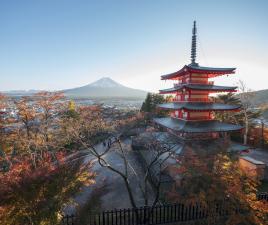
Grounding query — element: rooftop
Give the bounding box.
[154,117,243,133]
[159,84,237,94]
[158,102,240,111]
[161,65,236,80]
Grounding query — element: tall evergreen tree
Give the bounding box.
[141,93,165,114]
[141,93,153,112]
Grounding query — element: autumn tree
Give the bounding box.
[167,141,268,225]
[60,105,113,150]
[0,94,12,172]
[237,80,262,145]
[12,93,65,166]
[0,94,7,144]
[0,93,97,225]
[66,100,79,118]
[16,97,37,140]
[214,87,261,144]
[0,153,95,225]
[34,91,65,143]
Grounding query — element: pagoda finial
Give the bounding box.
[190,21,198,66]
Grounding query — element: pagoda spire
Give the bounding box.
[190,21,198,65]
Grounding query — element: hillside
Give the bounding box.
[237,89,268,119]
[236,89,268,107]
[63,77,147,98]
[246,89,268,106]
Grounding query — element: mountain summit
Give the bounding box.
[88,77,124,88]
[64,77,147,98]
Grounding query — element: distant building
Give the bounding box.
[239,156,266,180]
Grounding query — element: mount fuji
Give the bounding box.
[63,77,147,98]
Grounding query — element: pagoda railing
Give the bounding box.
[172,98,213,103]
[187,98,212,102]
[173,81,214,87]
[171,116,212,121]
[187,116,212,121]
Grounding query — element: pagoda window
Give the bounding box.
[189,111,210,120]
[190,73,209,84]
[177,94,182,101]
[189,94,208,102]
[182,111,188,119]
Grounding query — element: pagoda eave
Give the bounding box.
[159,84,237,94]
[154,117,243,133]
[159,90,237,94]
[161,65,236,80]
[158,102,241,111]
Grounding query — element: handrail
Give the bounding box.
[173,81,214,87]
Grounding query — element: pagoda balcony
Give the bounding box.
[174,81,214,87]
[186,116,212,121]
[171,116,212,121]
[187,98,212,102]
[173,98,213,103]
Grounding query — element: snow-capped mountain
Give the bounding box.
[63,77,147,98]
[88,77,124,88]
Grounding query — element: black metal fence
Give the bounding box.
[62,214,76,225]
[62,192,268,225]
[62,202,237,225]
[257,192,268,201]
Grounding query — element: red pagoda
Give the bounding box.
[154,21,242,140]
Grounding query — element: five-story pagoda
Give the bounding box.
[154,21,243,140]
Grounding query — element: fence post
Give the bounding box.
[123,208,126,225]
[115,209,118,225]
[102,211,105,225]
[127,208,130,225]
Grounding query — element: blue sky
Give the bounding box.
[0,0,267,92]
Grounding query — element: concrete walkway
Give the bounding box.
[66,138,154,214]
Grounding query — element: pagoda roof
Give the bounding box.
[159,84,237,94]
[158,102,240,111]
[161,64,236,80]
[154,117,243,133]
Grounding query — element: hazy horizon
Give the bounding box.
[1,0,267,92]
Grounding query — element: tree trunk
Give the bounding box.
[244,114,248,145]
[123,177,137,209]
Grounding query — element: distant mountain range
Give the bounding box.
[3,77,148,98]
[2,89,43,96]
